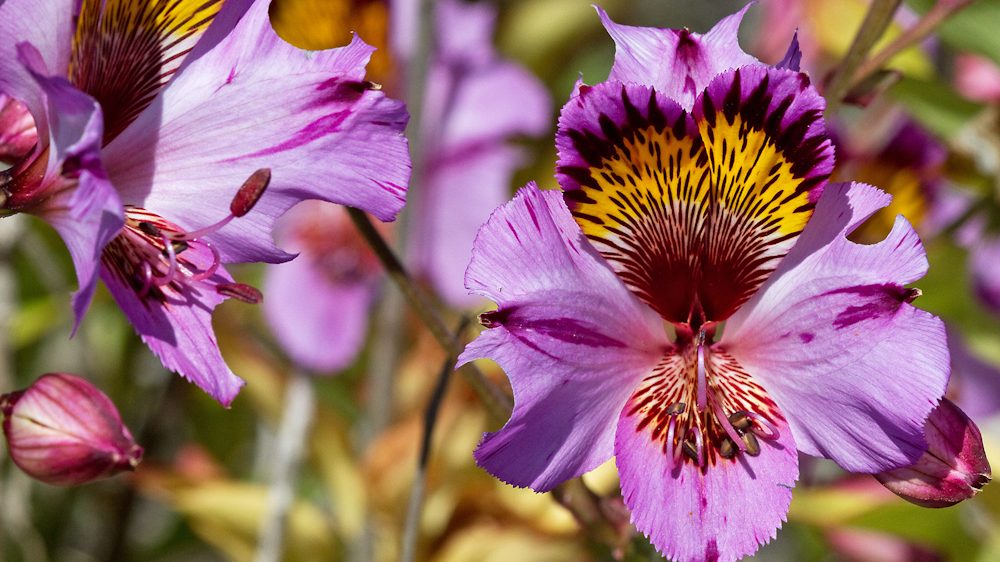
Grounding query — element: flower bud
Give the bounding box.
[875,398,991,508]
[1,373,143,486]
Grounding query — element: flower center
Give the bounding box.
[628,325,782,470]
[101,169,271,303]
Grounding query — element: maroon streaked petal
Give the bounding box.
[69,0,225,143]
[556,68,832,323]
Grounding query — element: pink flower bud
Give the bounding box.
[1,373,143,486]
[875,398,991,508]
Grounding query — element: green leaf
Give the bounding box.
[890,76,983,138]
[907,0,1000,65]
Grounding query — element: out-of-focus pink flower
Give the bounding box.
[264,0,550,372]
[955,54,1000,103]
[826,528,942,562]
[1,373,143,486]
[264,202,382,373]
[876,398,991,508]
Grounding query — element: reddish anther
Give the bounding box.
[230,168,271,218]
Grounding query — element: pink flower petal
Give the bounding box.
[596,4,757,111]
[723,182,949,473]
[100,235,245,407]
[461,184,666,491]
[263,234,375,373]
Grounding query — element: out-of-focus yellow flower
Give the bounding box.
[270,0,394,85]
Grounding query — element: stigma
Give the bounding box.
[102,169,270,303]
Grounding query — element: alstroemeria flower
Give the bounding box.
[460,8,948,561]
[0,0,409,405]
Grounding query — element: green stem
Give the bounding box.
[825,0,903,113]
[849,0,976,93]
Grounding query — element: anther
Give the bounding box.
[229,168,270,218]
[743,410,781,440]
[666,402,686,415]
[682,440,699,462]
[216,282,263,304]
[742,432,761,457]
[719,438,738,459]
[682,427,703,466]
[728,411,751,431]
[138,221,160,237]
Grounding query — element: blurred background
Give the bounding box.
[2,0,1000,560]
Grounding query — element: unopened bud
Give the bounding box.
[875,398,991,508]
[1,373,143,486]
[230,168,271,217]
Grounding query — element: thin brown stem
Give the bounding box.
[401,318,468,562]
[346,207,513,423]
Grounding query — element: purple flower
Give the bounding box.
[1,373,143,486]
[0,0,410,405]
[460,8,949,561]
[263,0,549,371]
[264,201,382,373]
[402,0,551,306]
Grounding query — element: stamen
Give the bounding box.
[190,240,222,282]
[742,410,781,440]
[154,233,178,287]
[216,282,262,304]
[138,262,154,299]
[167,169,271,242]
[696,342,707,411]
[742,432,761,456]
[712,398,746,454]
[229,168,270,217]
